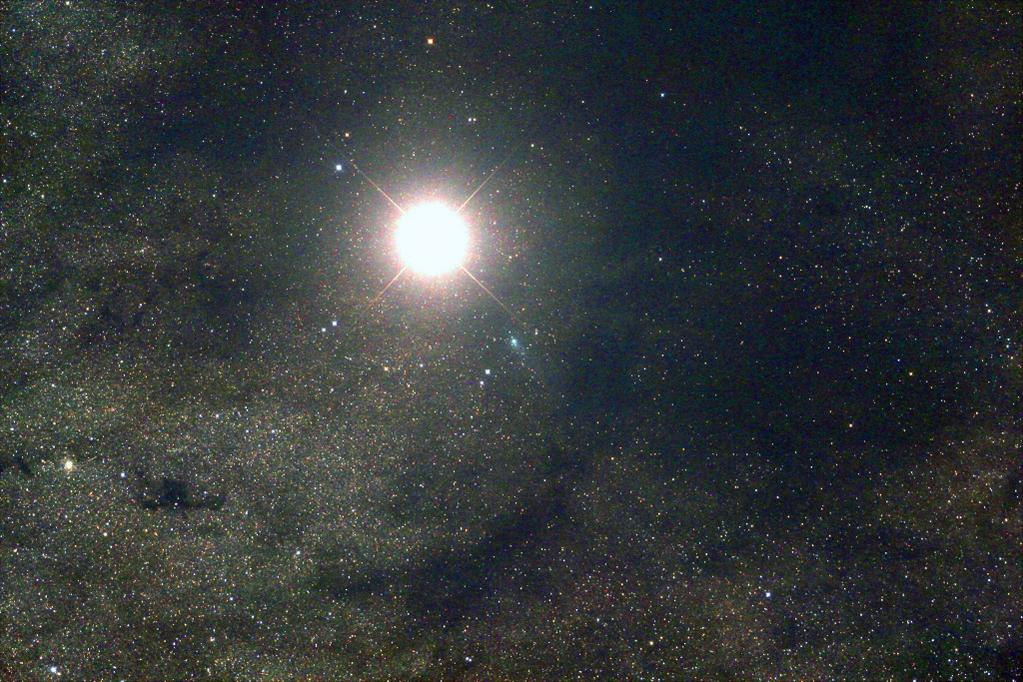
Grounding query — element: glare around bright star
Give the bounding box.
[395,202,468,275]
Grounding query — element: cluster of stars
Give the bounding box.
[1,2,1019,680]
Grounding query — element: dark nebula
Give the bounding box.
[136,474,226,513]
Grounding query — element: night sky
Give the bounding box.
[1,2,1021,680]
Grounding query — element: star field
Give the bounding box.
[1,2,1021,680]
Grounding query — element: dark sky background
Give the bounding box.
[1,2,1020,679]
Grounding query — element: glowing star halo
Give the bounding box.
[395,202,468,275]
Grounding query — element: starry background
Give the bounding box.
[1,2,1021,680]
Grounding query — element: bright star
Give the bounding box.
[350,159,517,320]
[395,202,468,276]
